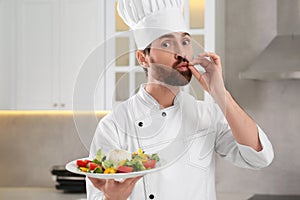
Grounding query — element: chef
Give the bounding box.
[86,0,274,199]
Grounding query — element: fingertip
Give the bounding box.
[107,179,115,185]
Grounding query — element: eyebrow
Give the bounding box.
[182,32,191,37]
[158,32,191,40]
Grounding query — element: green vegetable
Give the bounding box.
[132,154,144,161]
[93,167,103,173]
[123,159,133,167]
[132,159,146,171]
[96,149,105,162]
[92,158,102,165]
[103,160,113,169]
[151,154,160,162]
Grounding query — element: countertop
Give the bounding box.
[0,187,254,200]
[0,187,86,200]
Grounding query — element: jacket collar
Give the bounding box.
[137,83,184,110]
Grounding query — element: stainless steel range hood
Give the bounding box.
[239,34,300,80]
[239,0,300,81]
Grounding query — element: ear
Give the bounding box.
[136,50,148,67]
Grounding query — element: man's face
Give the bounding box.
[146,32,194,86]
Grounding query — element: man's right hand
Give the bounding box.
[88,176,143,200]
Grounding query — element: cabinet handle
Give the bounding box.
[53,103,58,107]
[61,103,65,107]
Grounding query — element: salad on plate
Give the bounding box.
[75,148,160,174]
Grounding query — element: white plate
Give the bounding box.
[65,157,166,180]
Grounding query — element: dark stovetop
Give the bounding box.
[249,195,300,200]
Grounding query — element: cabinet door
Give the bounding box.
[60,0,105,110]
[0,0,11,109]
[15,0,60,110]
[1,0,17,110]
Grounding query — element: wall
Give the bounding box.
[216,0,300,195]
[277,0,300,35]
[0,112,106,187]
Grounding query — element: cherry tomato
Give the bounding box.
[76,159,90,167]
[88,162,100,171]
[117,166,134,173]
[142,160,156,169]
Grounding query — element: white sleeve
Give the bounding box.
[86,115,122,200]
[88,116,121,160]
[214,106,274,169]
[236,126,274,168]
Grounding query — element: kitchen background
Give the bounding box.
[0,0,300,199]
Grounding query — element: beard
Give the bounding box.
[149,57,192,86]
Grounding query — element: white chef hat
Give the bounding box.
[117,0,189,50]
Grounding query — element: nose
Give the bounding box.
[174,54,189,63]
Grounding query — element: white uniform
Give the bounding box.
[86,85,274,200]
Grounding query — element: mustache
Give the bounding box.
[149,54,190,69]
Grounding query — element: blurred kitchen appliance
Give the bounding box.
[51,165,86,193]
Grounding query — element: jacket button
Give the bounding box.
[162,112,166,117]
[138,122,143,127]
[149,194,154,199]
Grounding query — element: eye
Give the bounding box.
[162,41,171,48]
[182,39,190,46]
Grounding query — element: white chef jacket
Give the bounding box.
[86,84,274,200]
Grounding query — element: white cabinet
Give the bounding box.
[15,0,104,110]
[0,0,8,108]
[15,0,59,110]
[0,0,14,109]
[60,0,104,110]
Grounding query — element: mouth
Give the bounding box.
[176,63,189,71]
